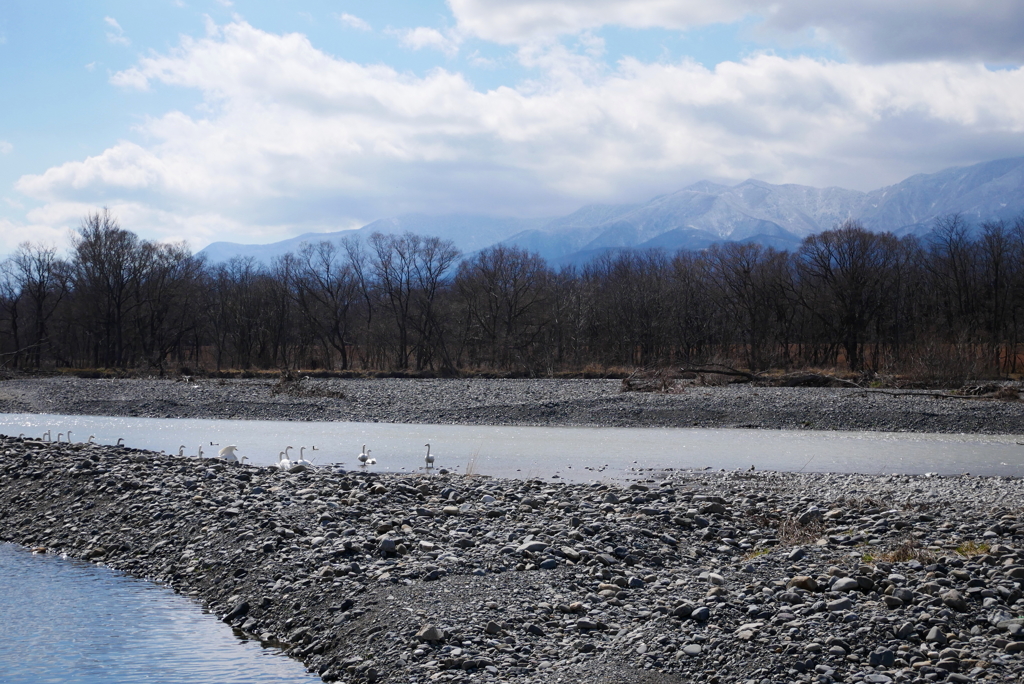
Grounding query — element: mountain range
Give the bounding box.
[199,156,1024,266]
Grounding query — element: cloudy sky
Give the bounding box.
[2,0,1024,254]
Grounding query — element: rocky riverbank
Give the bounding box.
[1,377,1023,433]
[2,435,1023,683]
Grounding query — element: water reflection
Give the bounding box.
[1,412,1022,480]
[0,544,320,684]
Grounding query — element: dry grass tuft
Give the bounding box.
[878,537,938,564]
[464,449,482,478]
[954,540,991,557]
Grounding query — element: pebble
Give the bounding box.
[2,376,1023,432]
[1,434,1023,684]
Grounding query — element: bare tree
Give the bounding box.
[796,220,899,371]
[291,240,361,369]
[456,244,551,370]
[8,243,69,368]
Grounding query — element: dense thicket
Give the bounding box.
[3,209,1024,382]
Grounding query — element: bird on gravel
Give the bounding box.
[217,445,240,463]
[277,450,292,471]
[424,443,435,469]
[294,446,314,467]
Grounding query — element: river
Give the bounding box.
[0,543,320,683]
[1,412,1022,480]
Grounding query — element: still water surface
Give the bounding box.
[0,544,320,684]
[1,412,1022,480]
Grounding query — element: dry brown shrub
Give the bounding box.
[271,372,345,399]
[776,517,827,545]
[621,367,686,393]
[747,512,826,545]
[877,536,937,564]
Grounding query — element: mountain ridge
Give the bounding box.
[199,156,1024,266]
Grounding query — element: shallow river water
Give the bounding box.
[0,544,319,684]
[1,412,1022,480]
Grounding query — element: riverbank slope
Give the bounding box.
[2,436,1023,683]
[1,377,1022,433]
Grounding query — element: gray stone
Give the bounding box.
[941,589,969,612]
[832,577,860,592]
[416,625,445,642]
[690,606,710,621]
[516,540,548,554]
[827,597,853,612]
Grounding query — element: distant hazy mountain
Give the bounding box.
[199,156,1024,265]
[859,156,1024,234]
[200,214,549,265]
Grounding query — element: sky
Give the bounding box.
[2,0,1024,255]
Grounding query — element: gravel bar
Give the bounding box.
[1,377,1023,433]
[2,437,1024,684]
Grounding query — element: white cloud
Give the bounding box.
[0,218,71,256]
[85,61,97,71]
[338,13,371,32]
[393,27,461,57]
[0,140,12,154]
[14,20,1024,249]
[104,16,131,46]
[447,0,1024,63]
[447,0,748,44]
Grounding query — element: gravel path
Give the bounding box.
[2,438,1023,684]
[1,377,1023,434]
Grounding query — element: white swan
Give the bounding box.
[218,445,240,463]
[116,438,125,446]
[67,431,73,443]
[358,445,375,467]
[177,445,187,457]
[87,435,95,443]
[57,433,64,442]
[197,445,205,459]
[277,451,292,471]
[286,447,312,473]
[293,447,313,468]
[42,430,51,442]
[424,443,435,469]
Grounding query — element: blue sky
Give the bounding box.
[2,0,1024,254]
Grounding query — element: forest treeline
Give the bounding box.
[3,208,1024,383]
